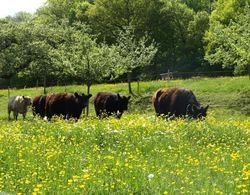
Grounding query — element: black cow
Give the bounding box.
[45,92,92,120]
[94,92,131,119]
[152,88,209,119]
[32,95,47,118]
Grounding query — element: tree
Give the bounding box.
[205,0,250,74]
[61,23,115,115]
[36,0,93,25]
[185,11,210,70]
[180,0,215,12]
[88,0,164,43]
[37,0,213,77]
[6,11,33,23]
[144,0,195,73]
[113,26,157,94]
[0,20,32,88]
[19,23,65,94]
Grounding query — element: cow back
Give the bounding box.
[45,92,88,119]
[94,92,119,112]
[153,88,201,117]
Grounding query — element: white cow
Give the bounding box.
[8,96,32,120]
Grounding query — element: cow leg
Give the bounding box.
[65,114,70,120]
[23,113,26,120]
[14,112,18,120]
[97,110,105,119]
[115,111,123,119]
[45,113,51,121]
[46,110,52,121]
[95,109,101,118]
[8,110,11,120]
[74,116,79,122]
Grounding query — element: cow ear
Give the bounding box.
[127,96,131,101]
[205,105,209,111]
[192,104,198,112]
[186,104,192,113]
[74,92,79,97]
[88,94,92,99]
[23,96,25,99]
[117,93,121,99]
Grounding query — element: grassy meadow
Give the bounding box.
[0,76,249,194]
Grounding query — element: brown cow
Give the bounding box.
[45,92,92,120]
[152,88,208,119]
[94,92,131,119]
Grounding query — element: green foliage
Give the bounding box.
[113,26,157,77]
[88,0,209,72]
[112,26,157,93]
[186,11,210,69]
[88,0,163,42]
[205,1,250,74]
[0,0,249,87]
[59,23,116,87]
[157,0,195,69]
[19,23,64,80]
[36,0,83,24]
[181,0,214,12]
[0,20,31,81]
[5,11,33,23]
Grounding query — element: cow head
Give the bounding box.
[187,104,209,119]
[116,93,131,118]
[74,92,92,108]
[23,96,32,106]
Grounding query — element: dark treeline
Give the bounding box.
[0,0,249,93]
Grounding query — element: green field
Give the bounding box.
[0,76,249,194]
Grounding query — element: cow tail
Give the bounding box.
[153,89,163,115]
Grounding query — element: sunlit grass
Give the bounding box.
[0,112,249,194]
[0,76,249,193]
[0,76,249,119]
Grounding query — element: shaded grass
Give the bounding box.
[0,76,249,120]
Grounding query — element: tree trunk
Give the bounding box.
[8,86,10,99]
[64,82,67,92]
[137,80,140,94]
[127,72,133,94]
[8,78,11,98]
[85,54,92,116]
[248,64,250,80]
[86,82,91,116]
[43,75,47,94]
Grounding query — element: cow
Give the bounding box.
[32,95,47,118]
[94,92,131,119]
[8,96,32,120]
[45,92,92,120]
[152,88,209,119]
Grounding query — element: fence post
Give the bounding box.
[8,86,10,99]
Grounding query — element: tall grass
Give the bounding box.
[0,76,249,193]
[0,113,249,194]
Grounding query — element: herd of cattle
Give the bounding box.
[7,87,209,120]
